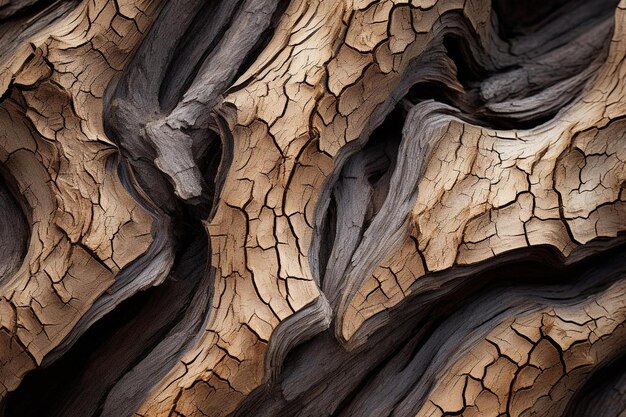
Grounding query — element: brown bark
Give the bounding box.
[0,0,625,416]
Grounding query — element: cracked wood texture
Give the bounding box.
[0,0,625,416]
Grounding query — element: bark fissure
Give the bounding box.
[0,0,625,416]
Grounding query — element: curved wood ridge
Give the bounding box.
[0,0,624,416]
[0,0,169,398]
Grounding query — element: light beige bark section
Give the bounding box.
[136,0,497,415]
[341,1,626,343]
[0,0,159,397]
[0,0,623,415]
[414,279,626,417]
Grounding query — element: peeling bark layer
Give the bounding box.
[0,0,625,416]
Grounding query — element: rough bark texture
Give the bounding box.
[0,0,625,416]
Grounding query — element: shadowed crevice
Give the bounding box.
[0,163,29,283]
[236,240,626,417]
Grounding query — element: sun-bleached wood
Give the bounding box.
[0,0,624,416]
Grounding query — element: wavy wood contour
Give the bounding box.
[0,0,624,416]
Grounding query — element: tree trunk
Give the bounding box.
[0,0,625,416]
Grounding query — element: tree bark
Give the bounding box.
[0,0,625,416]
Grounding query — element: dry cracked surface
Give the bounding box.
[0,0,625,416]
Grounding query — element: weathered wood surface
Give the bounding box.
[0,0,625,416]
